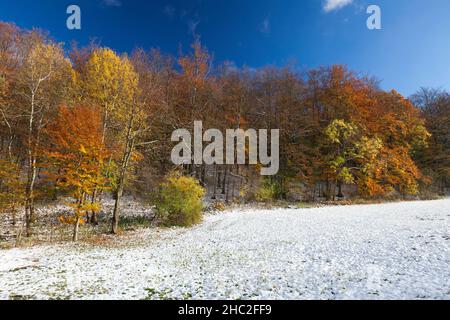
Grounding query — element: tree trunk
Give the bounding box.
[112,189,122,234]
[201,165,206,185]
[324,180,331,201]
[332,179,337,201]
[225,172,230,203]
[337,181,344,198]
[222,167,228,195]
[25,92,37,237]
[11,208,16,226]
[212,165,218,200]
[111,111,135,235]
[73,216,80,242]
[25,189,35,237]
[231,168,236,200]
[112,159,129,234]
[217,171,222,190]
[90,190,98,225]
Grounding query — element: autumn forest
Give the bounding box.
[0,22,449,243]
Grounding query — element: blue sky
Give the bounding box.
[0,0,449,96]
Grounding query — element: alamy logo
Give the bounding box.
[367,5,381,30]
[67,5,81,30]
[171,121,280,176]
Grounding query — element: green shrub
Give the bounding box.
[152,172,206,227]
[255,179,282,203]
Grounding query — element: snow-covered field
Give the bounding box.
[0,199,449,300]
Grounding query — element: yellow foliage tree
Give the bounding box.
[83,48,138,143]
[82,48,143,234]
[16,36,73,236]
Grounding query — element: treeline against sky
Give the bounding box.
[0,22,448,238]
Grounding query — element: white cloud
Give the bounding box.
[323,0,353,12]
[102,0,121,7]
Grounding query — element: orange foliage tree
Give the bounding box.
[45,105,110,241]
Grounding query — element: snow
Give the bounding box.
[1,199,449,300]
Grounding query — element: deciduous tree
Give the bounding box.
[45,105,110,241]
